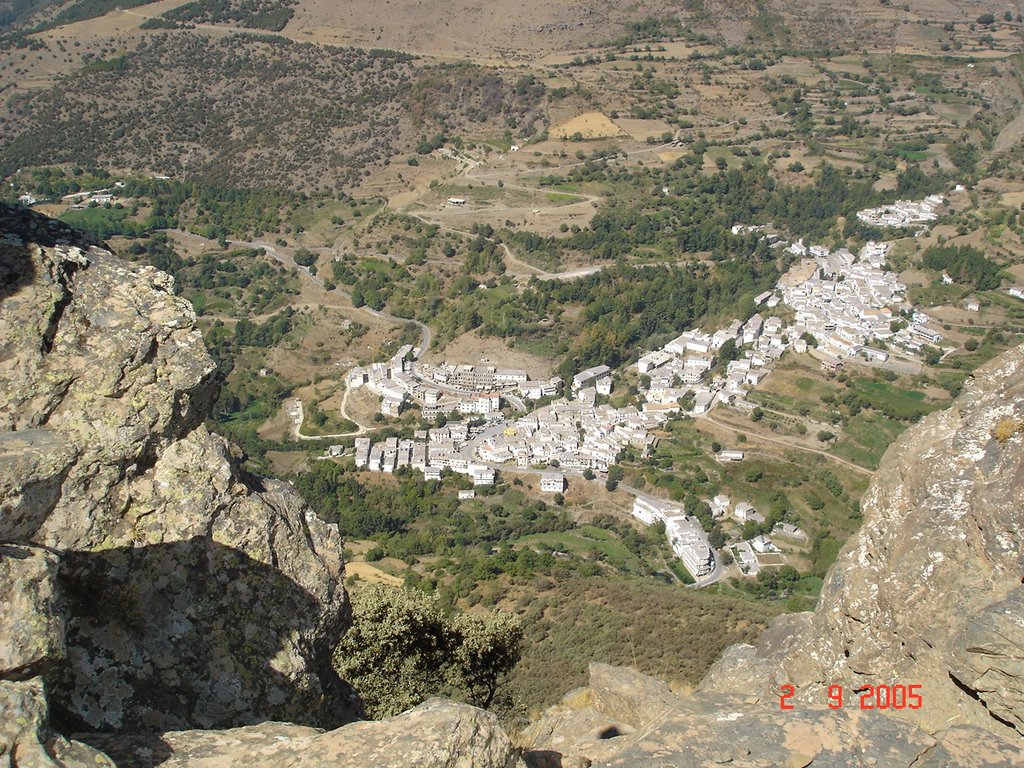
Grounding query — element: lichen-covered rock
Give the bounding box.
[0,678,116,768]
[0,203,349,733]
[949,586,1024,732]
[761,345,1024,739]
[90,698,522,768]
[0,545,63,679]
[525,665,1024,768]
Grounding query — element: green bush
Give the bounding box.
[335,585,522,718]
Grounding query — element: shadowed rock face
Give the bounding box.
[56,538,345,733]
[0,203,350,755]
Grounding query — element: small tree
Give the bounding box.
[334,586,523,718]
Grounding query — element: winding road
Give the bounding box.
[165,228,433,353]
[287,397,370,440]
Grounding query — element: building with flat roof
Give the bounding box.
[718,450,745,462]
[632,496,682,525]
[572,365,611,392]
[665,515,715,577]
[540,472,565,492]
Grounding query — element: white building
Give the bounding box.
[749,534,778,554]
[709,495,731,518]
[632,496,682,525]
[734,502,765,524]
[354,437,371,467]
[471,465,495,486]
[637,351,672,374]
[458,393,501,415]
[540,472,565,493]
[773,522,808,541]
[573,365,612,393]
[665,515,715,577]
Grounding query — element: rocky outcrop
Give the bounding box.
[92,699,521,768]
[524,663,1023,767]
[524,345,1024,767]
[0,204,349,753]
[702,344,1024,740]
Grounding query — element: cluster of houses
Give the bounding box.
[62,182,126,208]
[475,399,657,470]
[333,196,956,582]
[16,181,127,209]
[347,397,660,483]
[707,495,808,575]
[855,194,944,229]
[782,240,943,361]
[707,494,764,524]
[352,429,496,486]
[732,535,784,575]
[636,307,788,418]
[348,350,562,419]
[631,497,715,579]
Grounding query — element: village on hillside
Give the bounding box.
[332,195,950,583]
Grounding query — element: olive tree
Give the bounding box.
[334,585,523,718]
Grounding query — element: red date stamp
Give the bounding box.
[779,683,923,710]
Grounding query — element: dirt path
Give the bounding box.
[165,228,432,352]
[696,413,874,477]
[338,387,370,435]
[393,139,679,278]
[288,398,372,440]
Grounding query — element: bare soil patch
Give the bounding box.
[551,112,626,140]
[421,329,555,378]
[346,561,404,587]
[265,450,310,476]
[614,118,673,141]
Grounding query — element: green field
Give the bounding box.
[59,204,133,235]
[907,282,967,307]
[847,378,936,422]
[831,412,907,469]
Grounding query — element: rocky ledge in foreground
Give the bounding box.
[0,203,350,762]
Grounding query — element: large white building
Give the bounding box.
[572,365,611,393]
[458,393,501,415]
[631,496,682,525]
[665,515,715,577]
[540,472,565,492]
